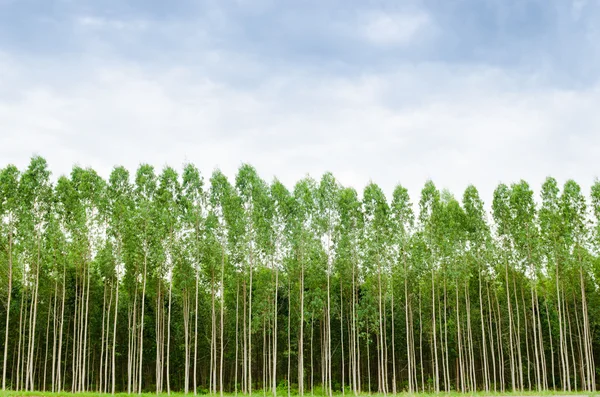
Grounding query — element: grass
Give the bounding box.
[0,390,595,397]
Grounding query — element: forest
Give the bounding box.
[1,156,600,395]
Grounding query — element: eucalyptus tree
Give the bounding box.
[106,166,134,394]
[462,185,492,392]
[235,165,272,395]
[53,175,75,393]
[418,181,441,393]
[560,180,594,391]
[215,173,245,395]
[45,192,69,393]
[128,164,158,394]
[245,184,275,395]
[407,230,430,392]
[492,183,519,391]
[210,169,243,395]
[589,180,600,387]
[181,164,206,395]
[270,180,294,397]
[362,183,392,394]
[254,177,275,394]
[250,179,274,396]
[292,177,319,396]
[437,192,469,392]
[334,187,361,396]
[0,165,19,391]
[54,166,103,392]
[70,167,107,392]
[154,167,182,394]
[508,181,545,391]
[56,172,79,393]
[390,184,414,393]
[172,219,196,395]
[235,167,255,395]
[18,157,53,391]
[540,177,569,391]
[96,238,117,394]
[336,187,363,395]
[202,209,224,394]
[316,173,340,397]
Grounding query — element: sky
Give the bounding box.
[1,0,600,204]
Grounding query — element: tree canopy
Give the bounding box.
[1,157,600,395]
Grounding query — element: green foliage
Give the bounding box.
[2,157,600,395]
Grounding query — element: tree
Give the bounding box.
[181,164,206,395]
[19,157,52,392]
[418,181,441,393]
[462,185,492,392]
[107,166,133,394]
[0,165,19,391]
[362,183,390,395]
[317,173,340,397]
[2,158,600,395]
[336,187,363,396]
[390,184,414,393]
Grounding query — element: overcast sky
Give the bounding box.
[1,0,599,204]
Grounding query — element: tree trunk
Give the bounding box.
[138,248,148,394]
[2,228,13,391]
[235,280,240,396]
[272,258,278,397]
[57,259,66,392]
[220,245,225,397]
[167,276,173,395]
[112,272,120,395]
[431,270,439,393]
[340,277,345,396]
[298,243,304,397]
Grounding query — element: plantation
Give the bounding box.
[2,156,600,395]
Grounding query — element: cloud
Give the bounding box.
[1,51,600,206]
[360,11,432,46]
[76,16,149,31]
[572,0,588,19]
[1,0,600,208]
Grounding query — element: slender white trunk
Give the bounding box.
[272,259,278,397]
[112,272,120,395]
[138,247,148,394]
[2,231,12,391]
[51,269,58,393]
[298,243,304,396]
[341,278,345,396]
[249,247,253,396]
[2,228,13,391]
[57,259,66,392]
[184,289,190,394]
[479,264,489,392]
[431,270,439,393]
[194,257,199,396]
[100,284,108,393]
[43,301,51,391]
[235,280,240,396]
[220,246,225,397]
[287,277,291,397]
[167,278,172,395]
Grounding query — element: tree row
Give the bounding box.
[1,157,600,395]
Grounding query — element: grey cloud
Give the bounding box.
[2,1,600,206]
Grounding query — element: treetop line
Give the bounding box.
[1,156,600,395]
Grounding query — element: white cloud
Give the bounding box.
[76,16,148,31]
[360,11,431,46]
[572,0,588,19]
[1,53,599,206]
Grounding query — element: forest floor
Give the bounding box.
[0,391,594,397]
